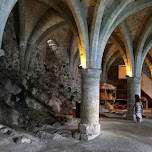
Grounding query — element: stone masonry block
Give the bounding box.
[79,123,100,135]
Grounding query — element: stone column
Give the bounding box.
[79,68,101,140]
[127,76,141,120]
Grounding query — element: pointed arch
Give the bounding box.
[90,0,106,68]
[27,21,68,69]
[138,35,152,76]
[95,0,133,69]
[24,9,64,70]
[119,21,134,77]
[106,51,121,79]
[145,56,152,77]
[95,0,152,69]
[0,0,18,47]
[110,32,127,66]
[135,16,152,76]
[65,0,89,68]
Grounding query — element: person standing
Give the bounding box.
[134,94,143,123]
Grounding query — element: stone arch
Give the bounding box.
[24,9,64,70]
[99,0,133,42]
[95,0,152,69]
[38,0,87,70]
[89,0,106,68]
[18,0,26,69]
[119,21,134,77]
[0,0,18,47]
[135,15,152,77]
[105,51,121,80]
[102,49,121,83]
[138,35,152,77]
[73,50,80,77]
[27,21,68,70]
[94,0,133,69]
[108,0,152,47]
[110,32,128,66]
[102,43,113,74]
[69,36,78,71]
[144,56,152,78]
[102,31,130,82]
[65,0,89,68]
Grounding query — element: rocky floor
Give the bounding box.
[0,117,152,152]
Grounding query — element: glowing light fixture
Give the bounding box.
[79,48,86,69]
[80,56,86,69]
[126,65,132,77]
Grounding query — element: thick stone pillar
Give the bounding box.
[78,68,101,140]
[127,77,141,120]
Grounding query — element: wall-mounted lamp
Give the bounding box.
[78,64,83,69]
[126,66,132,77]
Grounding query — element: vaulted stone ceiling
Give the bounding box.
[0,0,152,77]
[103,6,152,78]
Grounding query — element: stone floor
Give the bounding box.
[0,117,152,152]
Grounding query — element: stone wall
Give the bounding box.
[0,6,81,125]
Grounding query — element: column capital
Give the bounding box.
[0,49,4,57]
[127,76,142,84]
[81,68,101,79]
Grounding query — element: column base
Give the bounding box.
[126,113,136,121]
[73,123,100,141]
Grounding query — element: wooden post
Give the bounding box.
[146,101,148,110]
